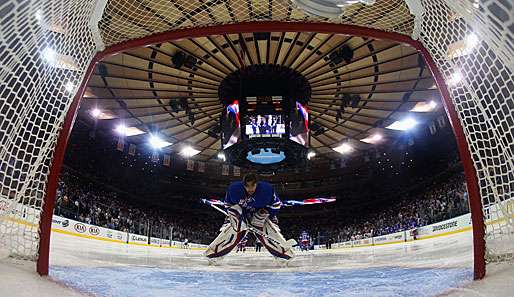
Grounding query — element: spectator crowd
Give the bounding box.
[281,172,469,244]
[55,169,218,244]
[55,168,469,246]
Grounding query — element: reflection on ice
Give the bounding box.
[49,231,474,296]
[51,265,472,297]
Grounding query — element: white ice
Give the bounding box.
[0,230,513,296]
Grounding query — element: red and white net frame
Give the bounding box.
[0,0,512,279]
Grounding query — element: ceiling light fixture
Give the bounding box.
[386,118,418,131]
[333,143,353,154]
[181,146,200,157]
[90,108,101,118]
[149,134,172,149]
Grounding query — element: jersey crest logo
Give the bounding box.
[239,194,255,209]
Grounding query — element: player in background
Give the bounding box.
[299,230,310,251]
[205,173,294,260]
[255,237,262,252]
[236,235,248,253]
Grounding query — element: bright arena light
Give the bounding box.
[149,134,172,149]
[447,33,480,59]
[115,124,127,135]
[35,10,43,23]
[448,71,463,86]
[386,118,418,131]
[333,143,353,154]
[181,146,200,157]
[64,81,75,93]
[307,151,316,160]
[217,152,226,161]
[90,108,102,118]
[465,33,479,50]
[115,125,145,137]
[361,133,383,144]
[410,100,438,112]
[42,47,57,63]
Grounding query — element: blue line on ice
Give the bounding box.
[50,266,472,297]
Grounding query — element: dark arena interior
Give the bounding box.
[0,1,512,297]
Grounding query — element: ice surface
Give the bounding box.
[50,266,472,297]
[1,230,513,297]
[49,230,474,296]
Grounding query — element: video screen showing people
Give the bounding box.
[289,102,309,147]
[245,115,285,138]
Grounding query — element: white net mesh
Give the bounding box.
[0,0,512,269]
[97,0,415,46]
[415,0,514,262]
[0,0,99,259]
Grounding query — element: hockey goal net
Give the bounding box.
[0,0,512,278]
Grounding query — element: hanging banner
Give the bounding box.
[187,159,195,171]
[163,154,171,167]
[408,137,415,146]
[151,151,159,163]
[128,144,136,156]
[429,121,437,135]
[340,158,347,168]
[437,116,446,128]
[233,166,240,176]
[197,161,205,173]
[116,137,125,151]
[222,164,229,176]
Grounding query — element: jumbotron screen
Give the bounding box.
[244,114,285,139]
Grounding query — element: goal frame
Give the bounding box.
[36,21,486,279]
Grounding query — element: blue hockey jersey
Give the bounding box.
[300,231,310,241]
[224,181,282,216]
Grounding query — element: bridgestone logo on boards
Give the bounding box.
[432,221,458,232]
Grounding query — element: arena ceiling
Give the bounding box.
[79,1,444,164]
[81,30,441,163]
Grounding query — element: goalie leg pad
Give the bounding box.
[251,210,295,260]
[227,205,246,232]
[204,223,247,258]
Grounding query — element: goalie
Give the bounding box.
[205,173,295,260]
